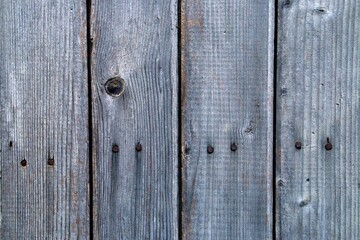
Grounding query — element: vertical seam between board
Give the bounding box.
[86,0,94,239]
[273,0,278,239]
[178,0,183,239]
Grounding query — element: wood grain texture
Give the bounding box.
[181,1,274,239]
[276,0,360,239]
[0,0,89,239]
[90,1,178,239]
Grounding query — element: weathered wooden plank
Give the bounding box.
[90,1,178,239]
[276,0,360,239]
[181,1,274,239]
[0,0,89,239]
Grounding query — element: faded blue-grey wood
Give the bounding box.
[181,1,274,239]
[276,0,360,239]
[0,0,89,239]
[90,1,178,239]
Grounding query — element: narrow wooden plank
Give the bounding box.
[0,0,89,239]
[276,0,360,239]
[181,1,274,239]
[90,1,178,239]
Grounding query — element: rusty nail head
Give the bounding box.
[325,143,332,150]
[325,137,332,150]
[112,144,119,153]
[21,159,27,167]
[230,143,237,152]
[207,145,214,154]
[136,143,142,152]
[48,158,55,166]
[295,141,302,149]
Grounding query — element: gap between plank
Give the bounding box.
[273,0,279,239]
[86,0,94,239]
[178,0,183,239]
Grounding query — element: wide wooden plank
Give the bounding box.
[181,1,274,239]
[0,0,89,239]
[90,1,178,239]
[276,0,360,239]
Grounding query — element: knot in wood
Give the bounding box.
[105,77,126,97]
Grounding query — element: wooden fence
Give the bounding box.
[1,0,359,239]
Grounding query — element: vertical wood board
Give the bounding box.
[276,0,360,239]
[0,0,90,239]
[90,1,179,239]
[181,1,274,239]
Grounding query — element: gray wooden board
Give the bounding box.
[276,0,360,239]
[0,0,89,239]
[181,1,274,239]
[90,1,178,239]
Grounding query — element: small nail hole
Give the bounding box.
[282,0,291,7]
[184,147,190,154]
[9,141,13,147]
[299,199,310,207]
[314,7,328,14]
[278,179,285,187]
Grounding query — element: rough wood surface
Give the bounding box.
[0,0,89,239]
[90,1,178,239]
[276,0,360,239]
[181,1,274,239]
